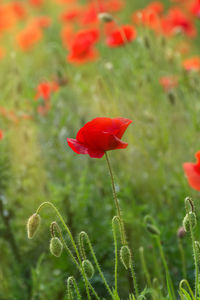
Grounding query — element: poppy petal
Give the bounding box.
[183,162,200,191]
[67,138,89,155]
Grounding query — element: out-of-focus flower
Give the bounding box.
[161,8,196,37]
[182,56,200,71]
[67,28,99,64]
[34,81,59,115]
[11,2,27,20]
[32,16,52,28]
[0,130,3,140]
[16,24,43,51]
[189,0,200,18]
[159,76,178,92]
[183,151,200,191]
[106,25,136,47]
[67,117,132,158]
[132,2,163,32]
[29,0,44,7]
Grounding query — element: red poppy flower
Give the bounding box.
[0,130,3,140]
[16,24,43,51]
[189,0,200,17]
[67,29,99,64]
[183,151,200,191]
[161,8,196,37]
[67,117,132,158]
[182,56,200,71]
[106,25,136,47]
[159,76,178,92]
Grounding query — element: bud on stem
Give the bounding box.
[50,237,63,257]
[27,213,41,239]
[120,245,132,270]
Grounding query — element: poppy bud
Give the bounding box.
[183,212,197,232]
[82,260,94,279]
[98,13,113,23]
[177,226,186,239]
[27,213,41,239]
[50,237,63,257]
[185,197,194,213]
[146,224,160,236]
[120,245,132,270]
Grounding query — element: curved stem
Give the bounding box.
[105,152,126,245]
[67,277,82,300]
[36,202,91,300]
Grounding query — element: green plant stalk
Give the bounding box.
[105,152,139,298]
[51,223,100,300]
[36,202,91,300]
[80,231,114,298]
[188,216,199,298]
[112,216,119,294]
[178,238,187,279]
[67,277,82,300]
[155,236,175,299]
[130,263,139,299]
[105,152,126,245]
[139,247,151,288]
[179,279,195,300]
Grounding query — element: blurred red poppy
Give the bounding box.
[189,0,200,17]
[159,76,178,92]
[67,117,132,158]
[106,25,136,47]
[0,130,3,140]
[182,56,200,71]
[67,29,99,64]
[183,151,200,191]
[161,8,196,37]
[16,24,43,51]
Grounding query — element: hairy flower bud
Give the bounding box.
[50,237,63,257]
[183,212,197,232]
[82,260,94,279]
[120,245,131,270]
[98,12,113,23]
[146,224,160,236]
[27,213,41,239]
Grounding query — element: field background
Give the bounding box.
[1,0,200,299]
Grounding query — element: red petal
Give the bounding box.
[183,162,200,191]
[67,138,89,155]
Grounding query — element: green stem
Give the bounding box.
[155,237,175,299]
[80,231,114,299]
[130,262,139,299]
[105,152,126,245]
[179,279,195,300]
[67,277,82,300]
[189,218,198,298]
[36,202,91,300]
[112,216,119,294]
[178,238,187,279]
[139,247,151,287]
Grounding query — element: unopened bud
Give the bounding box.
[146,224,160,236]
[82,260,94,279]
[185,197,194,213]
[183,212,196,232]
[50,237,63,257]
[177,226,186,239]
[27,213,41,239]
[98,12,113,22]
[120,245,131,269]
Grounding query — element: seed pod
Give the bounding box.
[183,212,197,232]
[120,245,131,270]
[82,260,94,279]
[98,12,113,22]
[50,237,63,257]
[27,213,41,239]
[146,224,160,236]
